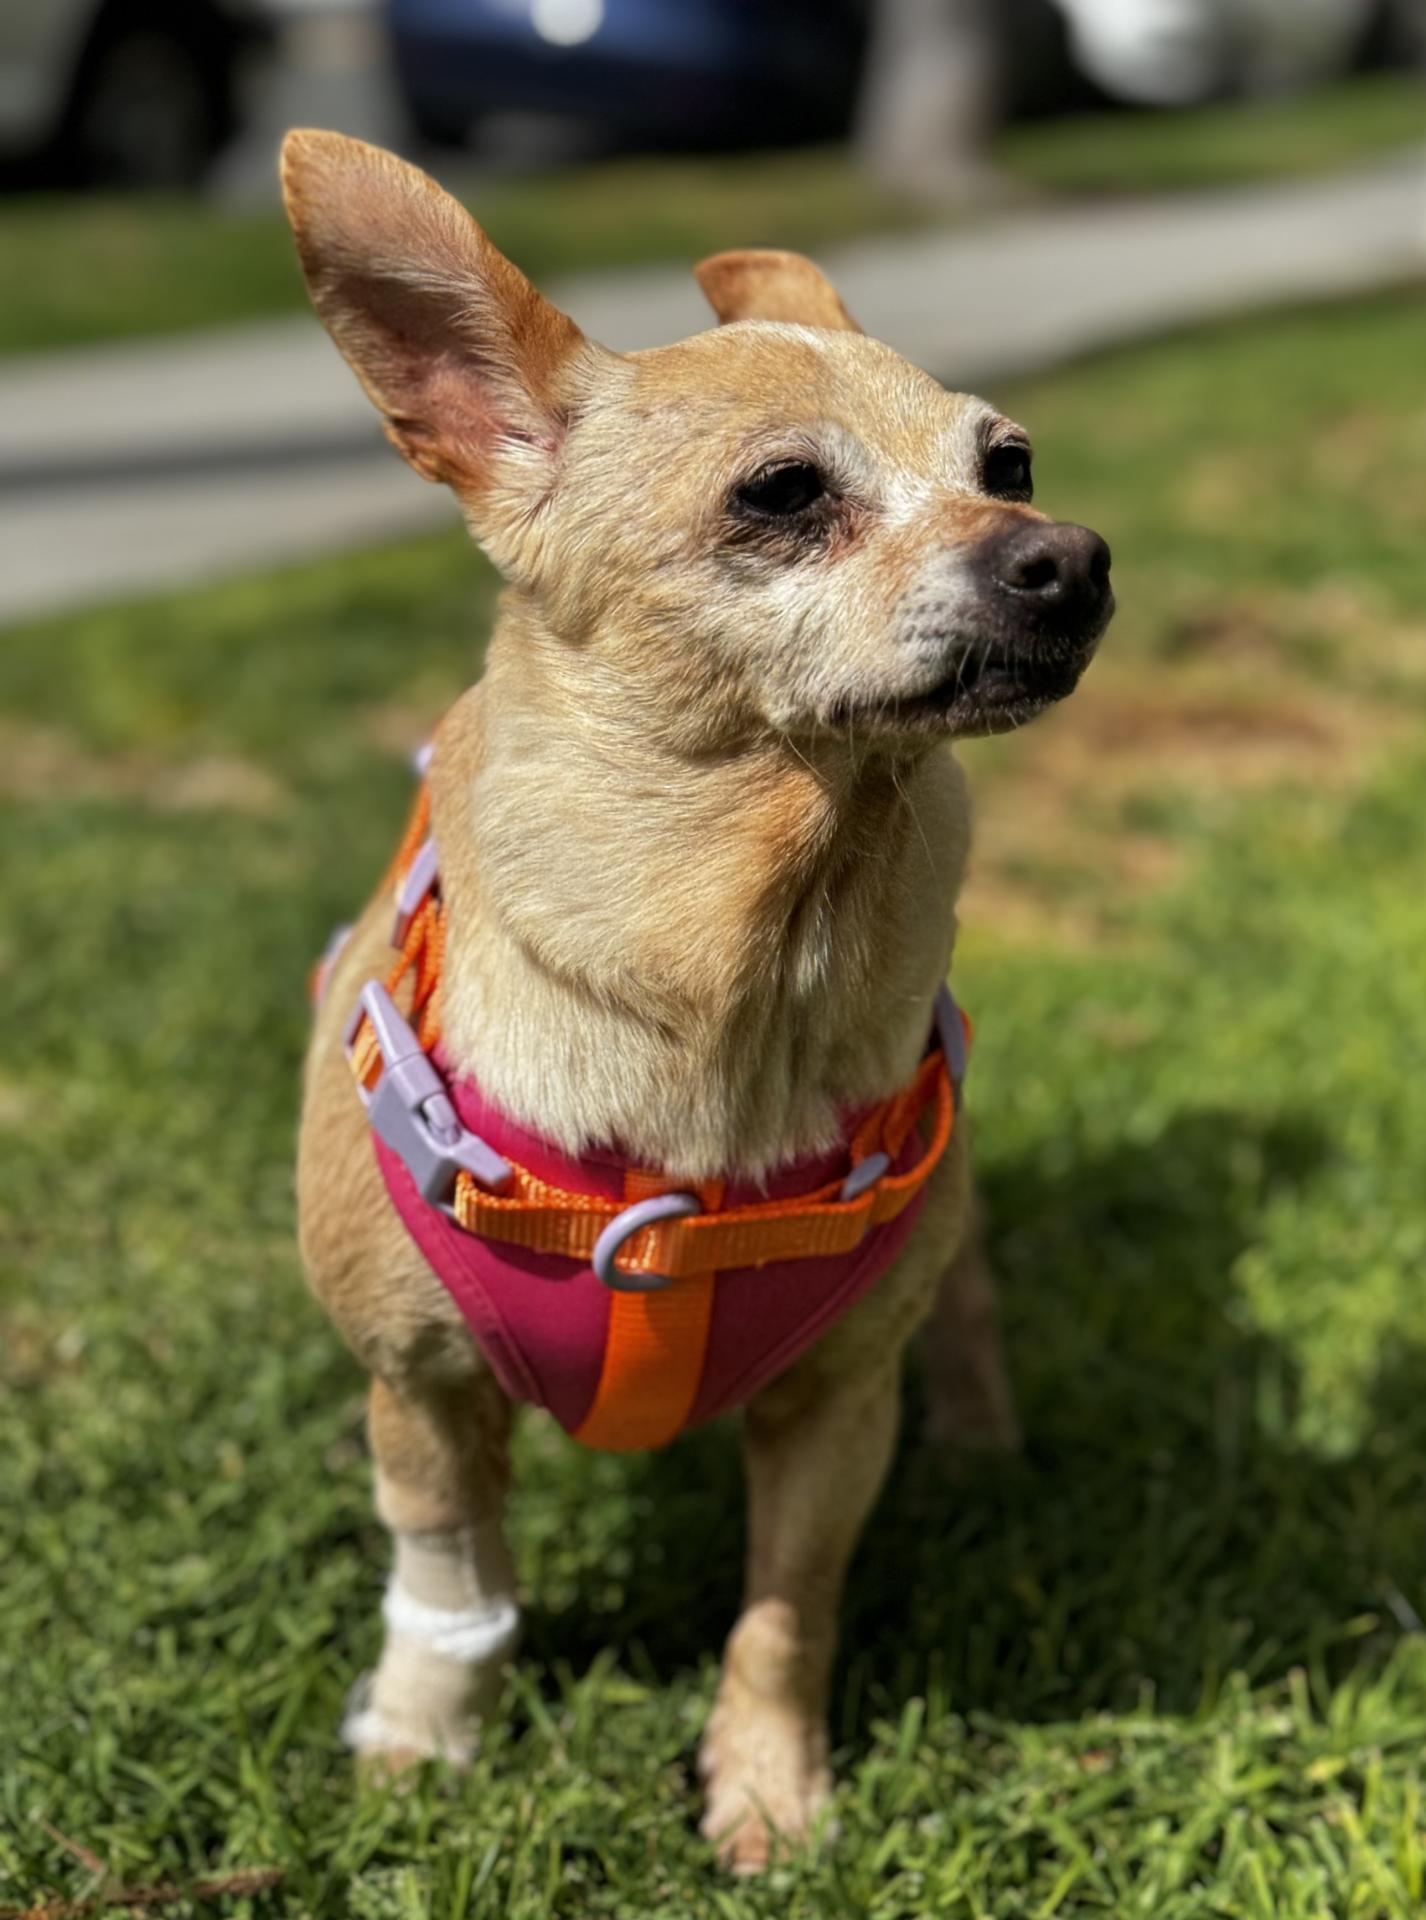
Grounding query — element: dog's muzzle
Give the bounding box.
[941,518,1113,728]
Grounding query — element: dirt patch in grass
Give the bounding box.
[1041,671,1395,787]
[1164,582,1426,684]
[962,600,1412,948]
[0,722,290,815]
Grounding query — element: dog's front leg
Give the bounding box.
[344,1372,519,1773]
[699,1358,901,1873]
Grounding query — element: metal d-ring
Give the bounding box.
[592,1191,701,1292]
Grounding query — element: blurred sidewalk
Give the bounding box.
[3,145,1424,625]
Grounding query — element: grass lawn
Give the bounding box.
[1,72,1421,357]
[4,286,1426,1916]
[998,69,1424,196]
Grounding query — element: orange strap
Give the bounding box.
[348,789,443,1085]
[346,787,964,1449]
[445,1050,952,1278]
[572,1170,723,1451]
[573,1275,716,1449]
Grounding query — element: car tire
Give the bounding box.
[405,98,476,150]
[1360,0,1426,66]
[61,1,239,189]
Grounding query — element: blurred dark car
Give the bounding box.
[0,0,281,186]
[391,0,1423,158]
[389,0,867,149]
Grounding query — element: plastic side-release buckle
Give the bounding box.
[345,980,512,1210]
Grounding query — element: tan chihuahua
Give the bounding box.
[286,130,1112,1872]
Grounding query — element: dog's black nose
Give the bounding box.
[990,521,1111,617]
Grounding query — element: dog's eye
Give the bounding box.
[984,444,1033,502]
[736,461,826,516]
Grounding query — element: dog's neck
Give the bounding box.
[431,615,970,1181]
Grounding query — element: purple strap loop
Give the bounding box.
[839,1151,890,1202]
[392,838,439,947]
[935,983,968,1103]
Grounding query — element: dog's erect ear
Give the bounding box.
[694,249,861,333]
[280,129,610,542]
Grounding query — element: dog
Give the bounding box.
[284,129,1112,1872]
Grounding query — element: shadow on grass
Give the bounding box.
[521,1103,1426,1750]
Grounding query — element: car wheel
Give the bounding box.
[406,98,476,150]
[64,4,237,189]
[1360,0,1426,65]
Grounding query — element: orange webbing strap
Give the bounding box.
[572,1172,724,1452]
[449,1052,954,1280]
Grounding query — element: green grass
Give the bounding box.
[1000,70,1425,197]
[2,73,1421,358]
[4,286,1426,1914]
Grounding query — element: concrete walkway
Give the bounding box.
[3,147,1424,625]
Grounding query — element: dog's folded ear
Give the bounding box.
[694,249,861,333]
[280,129,613,561]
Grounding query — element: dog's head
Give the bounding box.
[281,131,1112,750]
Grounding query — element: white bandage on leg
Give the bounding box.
[343,1523,520,1766]
[380,1580,519,1665]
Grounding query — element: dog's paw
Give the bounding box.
[341,1664,485,1775]
[344,1583,519,1777]
[697,1693,834,1874]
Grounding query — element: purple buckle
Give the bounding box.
[346,981,512,1210]
[592,1192,701,1292]
[839,1151,890,1202]
[935,983,968,1102]
[393,838,439,947]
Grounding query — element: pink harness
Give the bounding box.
[330,784,968,1452]
[373,1065,944,1442]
